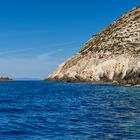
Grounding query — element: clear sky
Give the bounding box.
[0,0,139,79]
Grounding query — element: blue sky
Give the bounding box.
[0,0,139,79]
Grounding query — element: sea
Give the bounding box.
[0,81,140,140]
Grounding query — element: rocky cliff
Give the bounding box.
[47,6,140,85]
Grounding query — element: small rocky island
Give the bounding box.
[47,6,140,85]
[0,77,13,82]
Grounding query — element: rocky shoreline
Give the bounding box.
[0,77,13,82]
[47,6,140,85]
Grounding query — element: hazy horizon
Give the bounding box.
[0,0,139,78]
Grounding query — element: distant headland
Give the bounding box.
[0,77,13,82]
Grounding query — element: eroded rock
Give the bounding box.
[47,6,140,85]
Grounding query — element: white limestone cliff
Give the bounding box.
[47,6,140,85]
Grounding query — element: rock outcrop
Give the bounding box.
[0,77,13,82]
[47,6,140,85]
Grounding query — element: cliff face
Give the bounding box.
[48,6,140,85]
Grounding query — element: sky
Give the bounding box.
[0,0,139,79]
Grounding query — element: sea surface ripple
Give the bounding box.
[0,81,140,140]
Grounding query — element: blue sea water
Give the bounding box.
[0,81,140,140]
